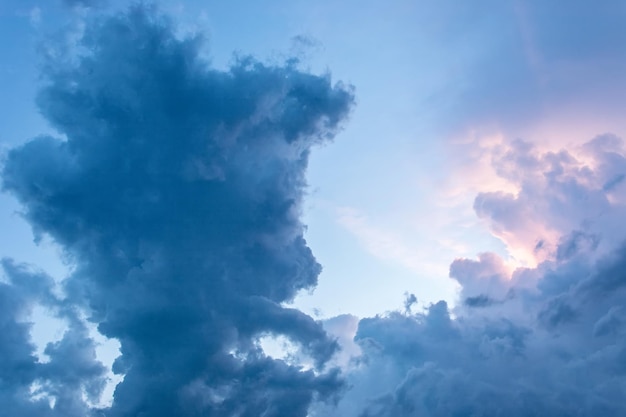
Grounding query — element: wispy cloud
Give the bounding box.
[335,207,442,275]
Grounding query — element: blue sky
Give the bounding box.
[3,1,626,416]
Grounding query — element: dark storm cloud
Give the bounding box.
[2,5,353,417]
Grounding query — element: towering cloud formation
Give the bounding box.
[2,6,353,416]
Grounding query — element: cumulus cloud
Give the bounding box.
[2,5,353,416]
[7,2,626,416]
[474,135,626,266]
[318,133,626,416]
[325,253,626,415]
[441,2,626,232]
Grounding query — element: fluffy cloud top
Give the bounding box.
[474,135,626,265]
[2,6,353,416]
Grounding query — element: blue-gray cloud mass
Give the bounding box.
[2,6,353,416]
[340,244,626,416]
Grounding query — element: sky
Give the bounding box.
[2,1,626,416]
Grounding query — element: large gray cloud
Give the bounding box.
[2,6,353,417]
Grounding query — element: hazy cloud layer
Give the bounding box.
[2,6,353,416]
[62,0,105,8]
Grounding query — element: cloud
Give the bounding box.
[322,314,361,369]
[473,135,626,266]
[328,250,626,415]
[62,0,105,8]
[6,2,626,416]
[0,259,106,417]
[335,207,427,273]
[316,131,626,416]
[2,5,353,416]
[316,4,626,414]
[440,2,626,236]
